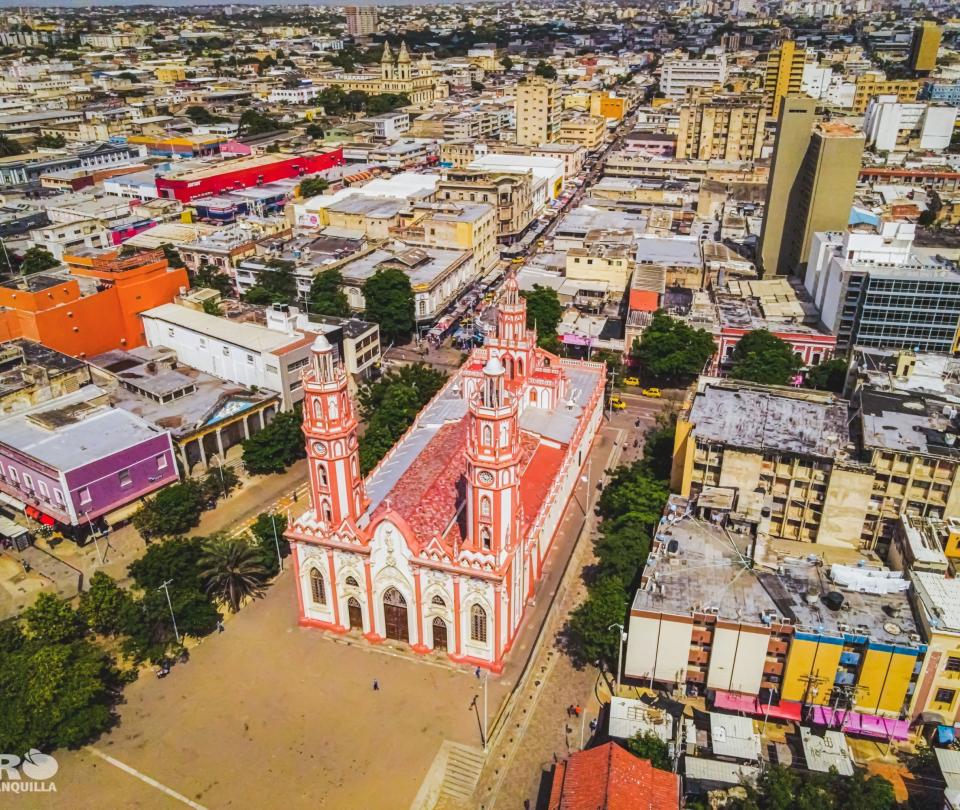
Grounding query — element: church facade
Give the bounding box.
[313,41,448,108]
[285,280,605,671]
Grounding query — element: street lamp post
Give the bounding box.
[271,513,283,572]
[214,456,227,499]
[159,579,181,645]
[82,510,104,565]
[608,623,626,695]
[481,671,488,751]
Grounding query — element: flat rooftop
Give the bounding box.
[141,304,303,354]
[339,245,469,289]
[857,388,960,459]
[688,381,850,458]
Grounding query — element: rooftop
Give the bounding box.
[141,303,304,355]
[856,388,960,459]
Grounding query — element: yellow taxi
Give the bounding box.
[623,376,640,386]
[641,387,662,398]
[610,395,627,410]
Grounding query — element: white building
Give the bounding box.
[801,64,833,99]
[467,153,564,203]
[141,304,316,410]
[268,85,322,105]
[864,96,958,152]
[660,54,727,100]
[364,111,410,140]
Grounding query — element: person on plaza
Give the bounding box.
[372,679,379,691]
[573,704,581,717]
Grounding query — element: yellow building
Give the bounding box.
[516,75,561,146]
[764,39,807,116]
[155,66,187,83]
[393,201,499,273]
[675,95,767,161]
[910,572,960,724]
[312,41,447,108]
[589,91,627,122]
[566,243,634,290]
[910,20,942,76]
[557,115,606,151]
[852,73,920,115]
[437,169,534,245]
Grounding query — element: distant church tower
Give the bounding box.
[381,41,394,81]
[302,335,367,529]
[464,356,522,557]
[396,41,412,82]
[493,275,535,387]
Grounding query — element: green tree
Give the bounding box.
[522,285,563,348]
[364,267,415,345]
[128,536,206,592]
[729,329,803,386]
[78,572,134,636]
[35,133,66,148]
[299,175,329,198]
[184,105,224,125]
[565,575,628,669]
[641,418,676,482]
[357,363,446,419]
[248,511,289,576]
[242,406,306,475]
[728,765,897,810]
[243,259,298,306]
[308,267,350,316]
[132,481,205,539]
[22,592,84,644]
[238,109,286,136]
[200,465,240,504]
[365,93,410,114]
[598,460,670,528]
[20,246,59,275]
[0,134,25,157]
[593,513,652,585]
[202,298,222,316]
[804,357,847,394]
[121,584,218,663]
[191,261,234,296]
[632,311,715,382]
[161,243,184,268]
[501,55,514,71]
[534,60,558,80]
[305,122,325,140]
[199,535,269,613]
[625,732,670,770]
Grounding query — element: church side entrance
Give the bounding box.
[383,588,409,642]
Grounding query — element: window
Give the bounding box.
[481,526,492,550]
[167,327,174,338]
[53,489,64,505]
[480,495,491,518]
[22,474,32,491]
[247,354,254,364]
[345,576,359,587]
[156,454,168,471]
[222,347,230,356]
[432,595,446,607]
[936,687,956,705]
[470,604,487,643]
[79,486,91,504]
[947,657,960,673]
[118,469,132,487]
[310,568,326,605]
[317,464,328,488]
[38,481,49,499]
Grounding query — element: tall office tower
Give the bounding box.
[758,97,864,278]
[763,40,807,116]
[909,20,942,76]
[515,76,561,146]
[345,5,378,37]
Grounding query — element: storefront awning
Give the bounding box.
[810,706,910,740]
[713,691,803,722]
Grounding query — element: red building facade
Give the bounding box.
[155,149,344,203]
[286,280,606,671]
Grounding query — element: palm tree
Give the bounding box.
[199,535,269,613]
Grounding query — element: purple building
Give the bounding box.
[0,385,178,531]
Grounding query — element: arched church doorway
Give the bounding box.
[432,617,448,651]
[383,588,409,642]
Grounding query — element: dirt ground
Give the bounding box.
[43,572,509,810]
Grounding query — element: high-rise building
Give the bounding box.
[345,5,378,37]
[758,97,864,277]
[763,40,807,116]
[675,95,767,161]
[515,75,561,146]
[910,20,942,76]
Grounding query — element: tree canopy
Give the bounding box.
[308,267,350,317]
[238,109,288,136]
[242,406,306,475]
[363,267,415,345]
[728,765,896,810]
[803,357,847,394]
[625,733,670,770]
[133,481,206,540]
[299,175,329,198]
[534,60,558,80]
[632,311,715,382]
[243,259,298,306]
[729,329,803,386]
[20,246,59,275]
[522,285,564,349]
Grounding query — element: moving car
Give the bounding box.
[623,376,640,386]
[610,395,627,410]
[641,387,662,398]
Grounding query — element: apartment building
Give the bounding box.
[437,169,535,244]
[852,73,920,115]
[515,76,561,146]
[392,200,499,274]
[675,96,767,161]
[758,98,864,277]
[805,222,960,353]
[660,54,727,100]
[557,115,606,152]
[910,20,942,76]
[532,143,586,181]
[863,97,957,152]
[764,40,807,115]
[345,5,378,36]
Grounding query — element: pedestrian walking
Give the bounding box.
[475,666,482,679]
[574,704,582,717]
[373,679,379,691]
[217,620,225,633]
[566,704,574,718]
[589,718,598,733]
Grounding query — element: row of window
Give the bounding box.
[308,569,489,642]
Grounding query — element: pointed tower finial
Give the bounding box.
[397,40,411,63]
[381,41,393,62]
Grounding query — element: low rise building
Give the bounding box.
[557,115,606,152]
[661,53,727,100]
[437,169,535,245]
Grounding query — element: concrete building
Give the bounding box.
[910,20,942,76]
[675,96,767,161]
[764,40,807,116]
[364,111,410,140]
[391,200,499,275]
[557,115,606,152]
[911,572,960,726]
[437,169,535,245]
[863,96,957,152]
[805,222,960,353]
[345,5,378,37]
[758,98,864,277]
[141,303,318,410]
[661,54,727,100]
[515,76,561,146]
[852,73,920,115]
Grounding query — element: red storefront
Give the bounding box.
[155,149,344,203]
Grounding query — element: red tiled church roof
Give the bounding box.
[547,743,680,810]
[518,440,566,531]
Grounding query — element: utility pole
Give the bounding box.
[271,513,283,572]
[159,579,181,645]
[214,456,227,499]
[482,671,488,751]
[609,623,626,695]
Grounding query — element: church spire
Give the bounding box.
[381,41,393,62]
[397,40,411,63]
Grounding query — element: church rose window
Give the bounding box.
[470,604,487,643]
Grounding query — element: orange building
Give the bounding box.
[0,250,189,358]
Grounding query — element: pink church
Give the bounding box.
[285,280,605,672]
